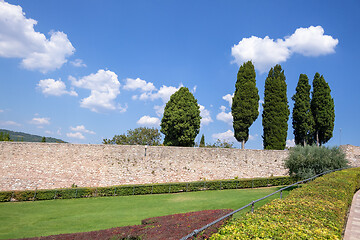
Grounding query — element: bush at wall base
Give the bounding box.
[0,176,299,202]
[285,145,349,179]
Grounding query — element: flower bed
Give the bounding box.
[210,167,360,239]
[18,209,233,240]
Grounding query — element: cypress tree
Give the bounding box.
[232,61,259,149]
[262,65,290,150]
[199,134,205,147]
[291,74,314,146]
[161,87,201,147]
[311,73,335,146]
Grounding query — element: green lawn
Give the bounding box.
[0,186,292,239]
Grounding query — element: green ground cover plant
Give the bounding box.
[210,167,360,239]
[0,186,292,239]
[0,176,297,202]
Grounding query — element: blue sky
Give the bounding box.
[0,0,359,149]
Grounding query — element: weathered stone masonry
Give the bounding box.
[0,142,358,191]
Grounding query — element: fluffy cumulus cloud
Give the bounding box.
[139,85,181,103]
[212,130,236,142]
[232,26,338,73]
[123,78,156,92]
[137,115,161,126]
[70,125,95,134]
[124,78,182,103]
[70,59,86,67]
[30,117,50,125]
[199,104,213,126]
[66,132,85,139]
[286,139,296,148]
[284,26,339,56]
[154,105,165,117]
[69,69,124,113]
[37,78,77,96]
[216,106,233,125]
[222,94,233,107]
[0,1,75,72]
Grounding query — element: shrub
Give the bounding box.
[210,167,360,239]
[285,145,348,179]
[0,176,298,202]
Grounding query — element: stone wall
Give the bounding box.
[0,142,358,191]
[0,142,288,191]
[340,145,360,167]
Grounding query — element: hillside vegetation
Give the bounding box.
[0,129,66,143]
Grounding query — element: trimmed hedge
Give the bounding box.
[210,167,360,239]
[0,176,299,202]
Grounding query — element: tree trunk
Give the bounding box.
[241,140,245,149]
[303,139,306,146]
[316,131,319,147]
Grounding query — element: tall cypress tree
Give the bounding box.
[262,65,289,150]
[311,73,335,146]
[199,134,205,147]
[161,87,201,147]
[232,61,259,149]
[292,74,314,146]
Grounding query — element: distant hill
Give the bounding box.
[0,129,66,143]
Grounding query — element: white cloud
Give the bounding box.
[248,134,258,141]
[69,69,122,112]
[0,109,3,113]
[30,117,50,125]
[123,78,156,92]
[192,85,197,93]
[284,26,339,56]
[0,1,75,72]
[231,26,338,73]
[119,104,128,113]
[139,85,181,103]
[258,100,264,112]
[45,130,53,135]
[0,120,21,126]
[37,78,77,96]
[216,106,233,125]
[286,139,296,148]
[70,59,86,67]
[199,104,213,126]
[212,130,236,142]
[223,94,233,107]
[66,132,85,139]
[137,115,161,126]
[70,125,95,134]
[154,105,165,117]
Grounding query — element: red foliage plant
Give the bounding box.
[18,209,233,240]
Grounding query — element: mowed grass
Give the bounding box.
[0,186,292,239]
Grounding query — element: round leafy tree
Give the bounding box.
[160,87,201,147]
